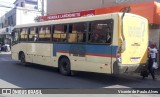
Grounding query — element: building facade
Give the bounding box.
[47,0,153,15]
[0,0,41,47]
[14,0,38,9]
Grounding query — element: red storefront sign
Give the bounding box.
[39,10,95,21]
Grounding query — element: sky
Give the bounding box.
[0,0,16,16]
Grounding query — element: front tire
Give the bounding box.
[59,57,71,76]
[20,53,26,66]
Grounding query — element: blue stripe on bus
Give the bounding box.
[53,43,118,57]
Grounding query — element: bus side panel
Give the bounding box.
[85,45,113,74]
[53,43,118,74]
[25,43,33,63]
[11,43,52,66]
[25,54,33,63]
[50,44,58,68]
[11,43,53,67]
[11,44,19,61]
[28,43,52,66]
[11,43,27,61]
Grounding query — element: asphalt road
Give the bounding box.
[0,53,160,89]
[0,53,160,97]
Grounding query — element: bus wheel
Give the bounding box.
[20,53,26,66]
[59,57,71,76]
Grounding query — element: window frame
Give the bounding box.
[28,26,38,42]
[68,22,88,44]
[87,19,114,45]
[19,27,29,42]
[53,24,68,43]
[12,28,20,44]
[38,25,52,42]
[15,19,114,44]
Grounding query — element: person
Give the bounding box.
[106,32,111,43]
[33,34,38,42]
[90,33,101,43]
[148,43,158,80]
[89,24,102,43]
[4,44,10,52]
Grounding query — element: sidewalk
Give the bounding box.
[0,51,11,55]
[155,68,160,75]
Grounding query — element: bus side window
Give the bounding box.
[20,28,28,41]
[53,24,67,42]
[88,19,113,44]
[68,22,87,43]
[77,22,87,43]
[12,29,20,44]
[29,27,37,42]
[45,26,51,41]
[38,26,51,42]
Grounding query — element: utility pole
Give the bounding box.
[101,0,104,8]
[42,0,44,16]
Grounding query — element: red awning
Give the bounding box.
[95,1,159,24]
[39,1,160,24]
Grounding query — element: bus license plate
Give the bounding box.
[130,57,140,62]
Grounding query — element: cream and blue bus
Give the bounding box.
[11,12,148,76]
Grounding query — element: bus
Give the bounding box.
[11,12,148,76]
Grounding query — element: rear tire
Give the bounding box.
[59,57,71,76]
[20,52,26,66]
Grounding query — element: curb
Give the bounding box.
[0,52,11,55]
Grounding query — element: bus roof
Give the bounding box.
[14,12,147,29]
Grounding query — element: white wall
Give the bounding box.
[14,0,37,9]
[16,8,41,25]
[25,3,37,9]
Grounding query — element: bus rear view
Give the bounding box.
[115,13,148,74]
